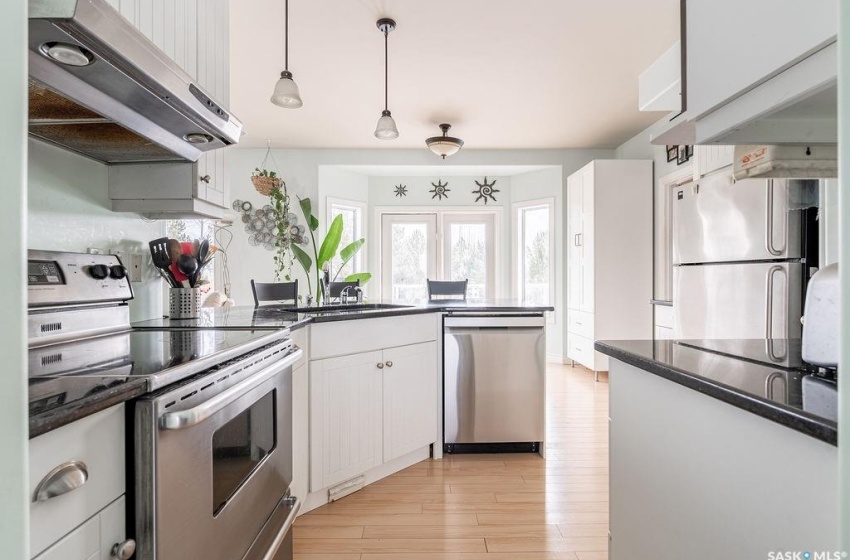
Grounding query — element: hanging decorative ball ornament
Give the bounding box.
[430,180,450,201]
[472,177,500,204]
[394,184,408,197]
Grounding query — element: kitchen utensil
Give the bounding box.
[177,255,199,288]
[167,239,182,263]
[192,239,200,257]
[149,237,179,287]
[198,239,210,266]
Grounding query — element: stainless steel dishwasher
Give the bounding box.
[443,313,545,453]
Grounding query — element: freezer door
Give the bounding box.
[673,262,803,339]
[672,176,802,264]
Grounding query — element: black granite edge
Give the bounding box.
[307,306,441,323]
[594,341,838,446]
[29,377,148,439]
[441,306,554,312]
[286,317,312,331]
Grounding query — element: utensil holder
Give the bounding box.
[169,288,201,319]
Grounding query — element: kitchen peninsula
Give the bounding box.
[596,339,838,560]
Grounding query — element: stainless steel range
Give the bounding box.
[27,250,302,560]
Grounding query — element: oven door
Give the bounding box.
[135,346,301,560]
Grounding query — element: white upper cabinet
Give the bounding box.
[654,0,837,146]
[687,0,836,121]
[105,0,231,217]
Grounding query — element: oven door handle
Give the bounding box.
[160,348,303,430]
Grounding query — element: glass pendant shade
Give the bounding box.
[374,110,399,140]
[270,71,303,108]
[425,123,464,159]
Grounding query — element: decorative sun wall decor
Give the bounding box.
[472,177,499,204]
[430,180,450,200]
[394,184,408,197]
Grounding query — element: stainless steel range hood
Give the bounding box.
[28,0,242,164]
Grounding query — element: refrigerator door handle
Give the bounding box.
[764,265,784,339]
[765,180,784,257]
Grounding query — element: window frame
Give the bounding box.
[327,197,367,277]
[513,198,555,312]
[374,206,503,300]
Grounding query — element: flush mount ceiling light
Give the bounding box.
[374,18,399,140]
[270,0,303,108]
[426,124,464,159]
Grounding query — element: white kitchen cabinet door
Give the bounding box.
[310,350,383,492]
[290,361,309,504]
[579,164,595,314]
[33,496,126,560]
[566,173,583,311]
[383,342,438,463]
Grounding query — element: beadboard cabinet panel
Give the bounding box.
[383,342,438,463]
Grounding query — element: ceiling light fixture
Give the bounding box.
[374,18,399,140]
[426,124,464,159]
[270,0,303,108]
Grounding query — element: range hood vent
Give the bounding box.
[28,0,242,164]
[733,145,837,180]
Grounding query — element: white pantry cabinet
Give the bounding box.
[104,0,230,214]
[566,160,653,375]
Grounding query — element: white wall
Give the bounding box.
[28,141,165,321]
[0,0,28,555]
[511,167,565,359]
[227,148,613,307]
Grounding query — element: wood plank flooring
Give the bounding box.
[294,363,609,560]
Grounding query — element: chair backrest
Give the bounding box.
[327,280,361,300]
[251,279,298,307]
[427,279,468,301]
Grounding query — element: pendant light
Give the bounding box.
[426,123,464,159]
[374,18,399,140]
[270,0,303,108]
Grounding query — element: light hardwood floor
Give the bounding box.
[294,363,609,560]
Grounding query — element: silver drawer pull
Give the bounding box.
[34,460,88,502]
[385,361,393,368]
[377,363,384,369]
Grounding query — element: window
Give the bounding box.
[327,198,366,280]
[515,199,554,307]
[379,210,499,303]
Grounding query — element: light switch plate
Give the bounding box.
[128,253,144,283]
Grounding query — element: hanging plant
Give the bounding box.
[251,145,284,196]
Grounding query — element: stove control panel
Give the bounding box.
[28,250,134,308]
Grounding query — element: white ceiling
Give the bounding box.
[332,164,556,177]
[230,0,680,150]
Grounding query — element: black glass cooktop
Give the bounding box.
[132,306,306,330]
[29,328,287,391]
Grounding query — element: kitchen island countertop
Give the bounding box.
[595,339,837,445]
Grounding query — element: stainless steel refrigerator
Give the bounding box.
[672,176,817,340]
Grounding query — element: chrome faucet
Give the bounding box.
[340,285,354,305]
[321,263,331,304]
[354,286,363,304]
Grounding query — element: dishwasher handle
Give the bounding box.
[444,316,545,329]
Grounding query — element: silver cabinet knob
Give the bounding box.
[385,361,393,368]
[33,460,88,502]
[200,175,211,184]
[111,539,136,559]
[377,363,384,369]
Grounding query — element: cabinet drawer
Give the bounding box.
[29,405,125,558]
[33,496,127,560]
[567,333,595,370]
[567,310,594,339]
[310,313,438,360]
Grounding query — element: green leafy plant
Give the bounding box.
[291,197,372,303]
[252,167,279,179]
[269,185,292,282]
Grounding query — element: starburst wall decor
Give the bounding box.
[394,184,408,197]
[430,180,450,200]
[473,177,499,204]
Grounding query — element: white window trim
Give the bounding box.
[327,197,368,274]
[373,206,503,300]
[513,198,555,321]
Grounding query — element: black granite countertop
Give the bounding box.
[29,375,147,438]
[132,300,553,329]
[595,339,838,445]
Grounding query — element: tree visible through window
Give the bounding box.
[518,203,552,306]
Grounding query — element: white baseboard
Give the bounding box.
[546,354,569,364]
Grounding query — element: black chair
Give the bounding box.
[326,280,361,301]
[427,279,468,301]
[250,279,298,307]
